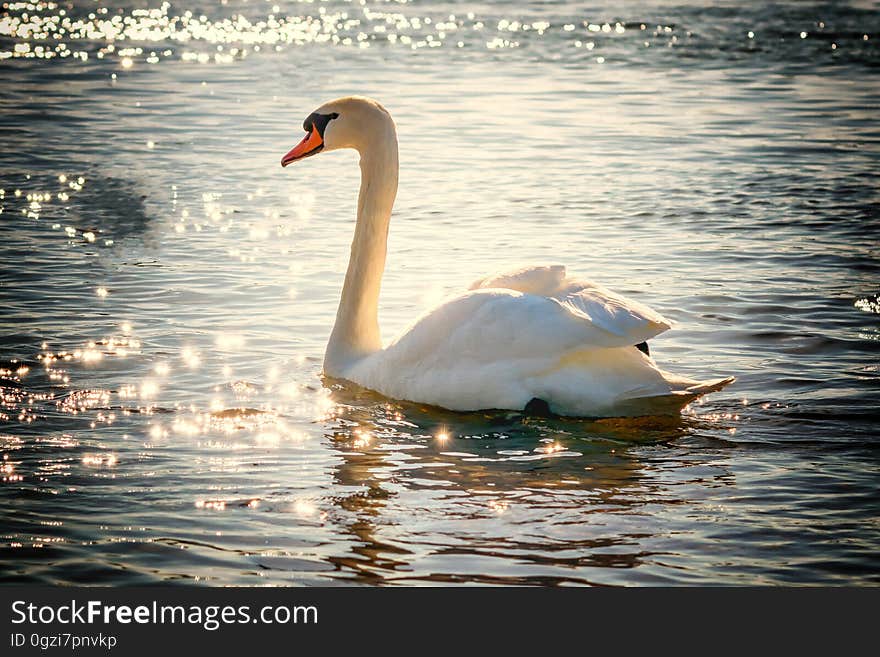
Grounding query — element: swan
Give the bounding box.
[280,96,733,417]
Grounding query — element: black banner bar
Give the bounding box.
[0,587,876,655]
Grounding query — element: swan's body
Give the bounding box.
[281,96,733,417]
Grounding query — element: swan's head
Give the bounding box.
[281,96,394,167]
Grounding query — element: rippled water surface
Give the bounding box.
[1,1,879,585]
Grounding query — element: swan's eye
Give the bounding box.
[303,112,339,138]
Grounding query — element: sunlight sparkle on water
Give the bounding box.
[292,500,318,518]
[855,296,880,314]
[0,1,686,68]
[149,424,168,440]
[536,441,564,454]
[82,453,118,467]
[352,430,372,448]
[181,347,200,369]
[488,500,510,514]
[195,500,226,511]
[313,394,337,421]
[215,333,246,351]
[140,380,160,399]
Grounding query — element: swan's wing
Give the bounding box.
[386,288,656,371]
[469,264,567,296]
[470,265,671,346]
[555,278,672,346]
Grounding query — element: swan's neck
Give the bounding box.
[324,129,399,376]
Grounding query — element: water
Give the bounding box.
[1,0,878,586]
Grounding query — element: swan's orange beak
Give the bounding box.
[281,128,323,167]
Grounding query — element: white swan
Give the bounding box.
[281,96,733,417]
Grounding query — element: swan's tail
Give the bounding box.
[616,375,736,416]
[685,376,736,396]
[534,346,736,417]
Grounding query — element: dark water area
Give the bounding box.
[0,1,878,585]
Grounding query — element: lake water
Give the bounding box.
[1,0,878,585]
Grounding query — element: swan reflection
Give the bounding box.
[319,379,736,584]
